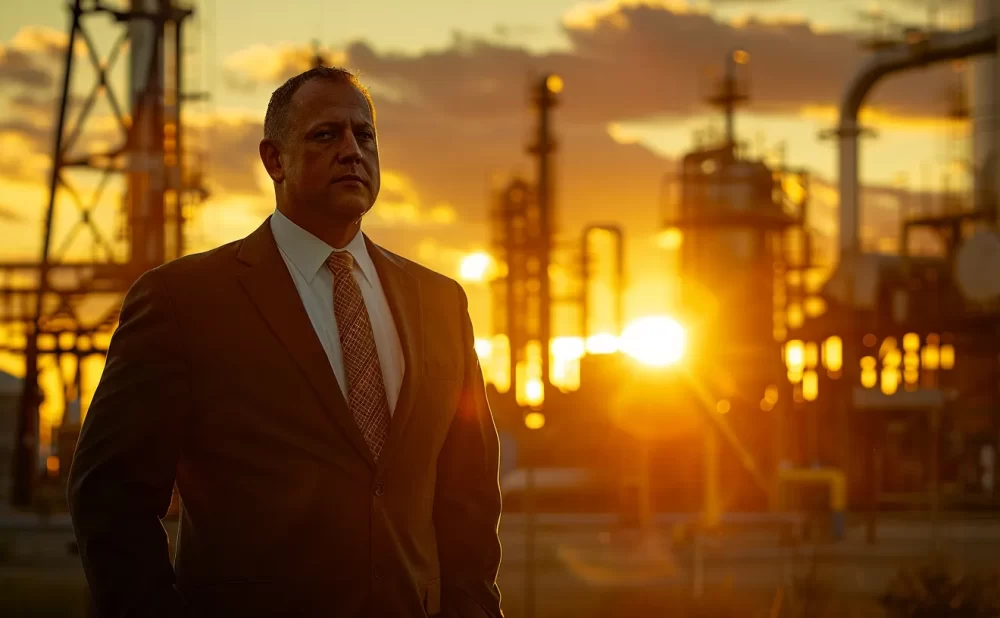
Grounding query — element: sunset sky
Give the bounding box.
[0,0,978,344]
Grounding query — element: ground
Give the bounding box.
[2,511,998,617]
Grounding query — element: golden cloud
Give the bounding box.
[0,25,86,91]
[9,26,74,57]
[223,43,348,86]
[0,177,48,260]
[799,104,969,134]
[0,129,51,181]
[563,0,706,30]
[370,170,459,227]
[606,122,641,145]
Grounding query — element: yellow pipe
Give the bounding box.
[777,467,847,539]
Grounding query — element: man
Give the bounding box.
[67,67,503,618]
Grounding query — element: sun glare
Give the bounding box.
[586,333,620,355]
[620,315,686,367]
[459,252,491,282]
[474,338,493,359]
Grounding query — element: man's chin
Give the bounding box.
[327,199,371,223]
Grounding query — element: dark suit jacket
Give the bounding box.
[67,217,504,618]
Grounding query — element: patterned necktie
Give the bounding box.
[326,250,391,462]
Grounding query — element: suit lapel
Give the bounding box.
[236,217,375,468]
[364,235,424,471]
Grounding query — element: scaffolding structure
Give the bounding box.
[1,0,205,507]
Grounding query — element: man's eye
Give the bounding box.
[358,131,374,141]
[316,131,333,139]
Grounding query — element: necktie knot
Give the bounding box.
[326,250,354,276]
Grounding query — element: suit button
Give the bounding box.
[374,482,385,497]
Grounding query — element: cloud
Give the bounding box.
[0,27,93,183]
[0,26,72,90]
[7,91,85,130]
[0,120,53,182]
[0,202,23,222]
[798,104,968,133]
[223,4,967,126]
[0,46,54,89]
[0,110,128,185]
[483,6,961,119]
[369,170,459,227]
[222,43,348,92]
[9,26,70,60]
[559,4,960,120]
[563,0,705,30]
[186,114,267,196]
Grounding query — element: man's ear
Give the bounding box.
[259,138,285,183]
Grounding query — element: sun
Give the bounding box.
[619,315,686,368]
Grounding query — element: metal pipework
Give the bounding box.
[837,21,999,267]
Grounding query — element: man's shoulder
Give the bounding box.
[372,243,464,300]
[134,238,244,300]
[156,238,243,277]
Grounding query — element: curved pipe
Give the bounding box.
[838,21,998,264]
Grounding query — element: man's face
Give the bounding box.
[271,79,380,223]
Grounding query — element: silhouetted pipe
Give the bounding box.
[838,21,998,265]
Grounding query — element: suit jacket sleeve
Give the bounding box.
[67,268,189,618]
[433,281,504,618]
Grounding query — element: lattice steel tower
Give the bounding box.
[1,0,205,507]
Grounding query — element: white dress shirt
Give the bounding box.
[270,208,405,416]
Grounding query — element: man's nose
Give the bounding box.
[337,132,363,163]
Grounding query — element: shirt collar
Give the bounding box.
[270,208,377,285]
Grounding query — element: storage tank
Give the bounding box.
[674,147,788,343]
